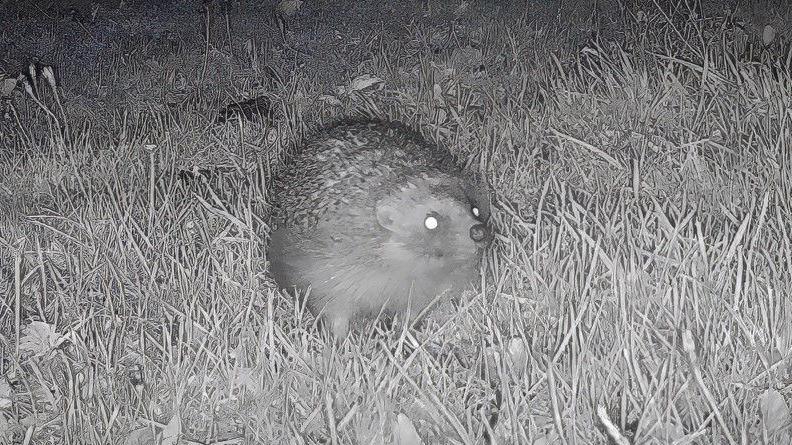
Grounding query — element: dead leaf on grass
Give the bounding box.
[393,413,423,445]
[454,1,469,17]
[0,75,17,97]
[336,74,383,96]
[276,0,303,17]
[18,321,61,357]
[759,389,791,437]
[122,426,156,445]
[763,25,776,45]
[232,367,259,393]
[432,83,445,107]
[0,379,11,410]
[318,94,342,107]
[507,337,529,377]
[0,415,10,441]
[161,413,182,445]
[532,431,561,444]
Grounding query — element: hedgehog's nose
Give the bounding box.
[469,223,489,243]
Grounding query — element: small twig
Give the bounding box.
[596,405,631,445]
[549,128,625,170]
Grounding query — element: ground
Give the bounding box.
[0,0,791,443]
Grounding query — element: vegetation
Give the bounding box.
[0,0,790,443]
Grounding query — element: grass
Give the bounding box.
[1,0,791,443]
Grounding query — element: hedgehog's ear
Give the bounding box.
[376,203,410,234]
[376,203,398,231]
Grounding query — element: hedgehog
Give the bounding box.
[268,120,490,338]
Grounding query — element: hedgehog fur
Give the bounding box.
[268,120,490,338]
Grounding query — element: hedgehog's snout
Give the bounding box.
[469,223,489,244]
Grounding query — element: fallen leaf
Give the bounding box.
[647,420,684,442]
[763,25,776,46]
[434,108,447,124]
[0,415,10,440]
[276,0,303,17]
[393,413,423,445]
[318,94,342,107]
[759,389,791,436]
[0,379,11,410]
[233,367,259,393]
[160,414,182,445]
[123,426,156,445]
[338,74,383,95]
[507,337,529,377]
[18,321,60,357]
[0,76,17,97]
[454,1,469,17]
[532,431,560,444]
[31,384,56,407]
[432,83,445,106]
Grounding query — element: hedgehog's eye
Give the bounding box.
[424,214,438,230]
[471,206,480,218]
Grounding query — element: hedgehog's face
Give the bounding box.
[375,179,490,270]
